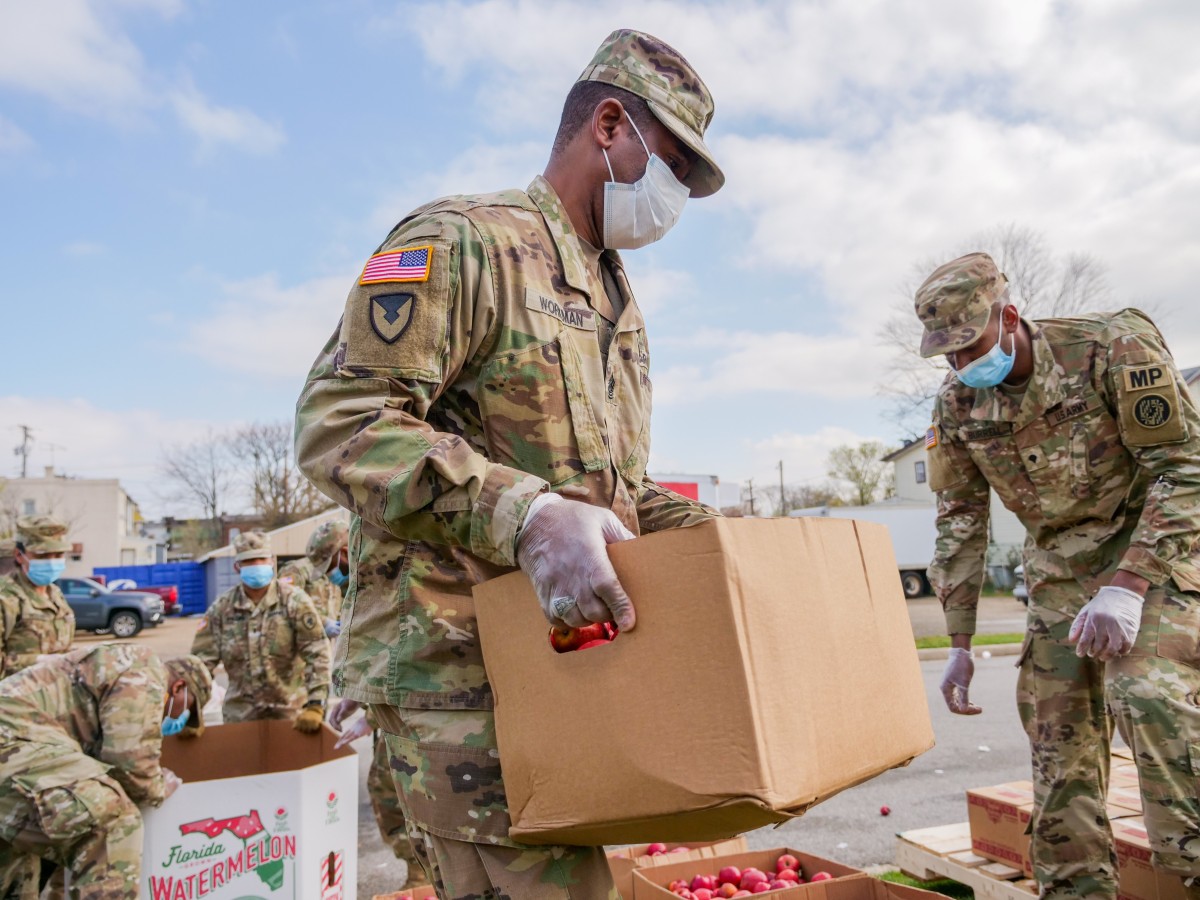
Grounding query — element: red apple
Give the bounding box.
[694,891,715,900]
[667,878,689,891]
[776,868,800,883]
[647,843,669,856]
[752,885,772,895]
[776,854,800,873]
[675,891,695,900]
[739,869,769,890]
[715,884,740,899]
[718,866,742,886]
[770,881,791,891]
[810,872,834,882]
[692,875,718,891]
[880,805,891,816]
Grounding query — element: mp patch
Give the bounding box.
[1133,393,1172,429]
[1123,362,1171,393]
[370,293,416,344]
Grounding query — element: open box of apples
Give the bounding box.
[631,847,862,899]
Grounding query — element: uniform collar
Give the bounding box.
[961,320,1069,430]
[528,176,603,299]
[235,580,280,609]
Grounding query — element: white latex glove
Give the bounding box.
[516,494,637,631]
[940,647,981,715]
[1069,585,1143,661]
[328,698,362,732]
[163,768,183,798]
[323,618,342,638]
[333,715,372,750]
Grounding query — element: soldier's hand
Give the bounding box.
[293,705,325,734]
[323,618,342,638]
[940,647,982,715]
[333,715,372,750]
[163,768,183,798]
[1069,585,1143,661]
[329,698,362,731]
[516,493,637,632]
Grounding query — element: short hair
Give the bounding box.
[551,80,658,157]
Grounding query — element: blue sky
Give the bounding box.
[4,1,1200,517]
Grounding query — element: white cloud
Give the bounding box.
[169,83,287,157]
[0,394,221,519]
[652,329,876,404]
[186,272,352,379]
[0,115,33,154]
[0,0,154,116]
[63,240,106,258]
[748,425,888,489]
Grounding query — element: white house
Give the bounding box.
[0,467,160,577]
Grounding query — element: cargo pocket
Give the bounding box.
[32,778,123,844]
[384,733,520,847]
[1152,587,1200,668]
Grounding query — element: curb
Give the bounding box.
[917,642,1022,661]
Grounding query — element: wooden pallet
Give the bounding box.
[896,823,1038,900]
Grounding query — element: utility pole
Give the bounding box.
[778,460,786,516]
[745,478,755,516]
[13,425,32,479]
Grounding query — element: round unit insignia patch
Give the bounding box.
[1133,393,1172,429]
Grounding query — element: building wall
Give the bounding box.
[1,469,158,577]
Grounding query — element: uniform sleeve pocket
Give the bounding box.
[383,733,520,847]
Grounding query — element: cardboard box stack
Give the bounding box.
[142,721,359,900]
[607,838,749,900]
[1112,818,1190,900]
[629,847,862,899]
[372,888,438,900]
[475,517,935,845]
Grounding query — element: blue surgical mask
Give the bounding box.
[162,687,190,736]
[328,568,348,587]
[27,559,65,586]
[239,564,274,589]
[956,327,1016,389]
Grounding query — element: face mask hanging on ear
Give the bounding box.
[601,113,690,250]
[162,687,191,736]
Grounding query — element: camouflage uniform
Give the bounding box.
[280,520,349,624]
[364,706,418,873]
[296,29,722,899]
[0,539,16,582]
[0,644,211,899]
[921,254,1200,899]
[0,517,75,679]
[191,531,331,723]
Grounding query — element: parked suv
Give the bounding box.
[56,577,164,638]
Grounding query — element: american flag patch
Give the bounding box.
[925,426,938,449]
[359,245,433,285]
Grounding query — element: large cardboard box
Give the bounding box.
[629,847,861,899]
[607,838,749,900]
[142,721,359,899]
[475,517,935,845]
[373,888,437,900]
[969,780,1144,879]
[1112,817,1190,900]
[810,876,967,900]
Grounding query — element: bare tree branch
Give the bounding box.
[228,421,332,528]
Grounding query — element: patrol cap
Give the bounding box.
[306,519,349,572]
[163,654,214,716]
[16,515,70,554]
[915,253,1010,358]
[233,530,272,562]
[577,29,724,198]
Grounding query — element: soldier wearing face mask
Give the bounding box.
[295,28,723,899]
[0,516,75,679]
[918,253,1200,900]
[191,530,330,732]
